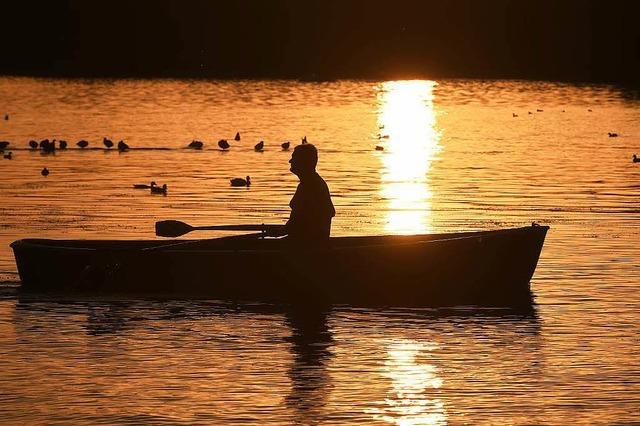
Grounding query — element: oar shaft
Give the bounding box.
[195,224,283,232]
[143,232,266,251]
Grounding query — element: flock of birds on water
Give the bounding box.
[509,108,638,162]
[0,116,316,193]
[1,111,639,192]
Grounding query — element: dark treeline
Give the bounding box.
[1,0,639,83]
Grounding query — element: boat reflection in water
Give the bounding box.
[284,308,334,421]
[377,80,441,235]
[9,298,540,424]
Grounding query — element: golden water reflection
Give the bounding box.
[368,340,447,425]
[377,80,441,234]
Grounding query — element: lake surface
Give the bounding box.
[0,77,639,424]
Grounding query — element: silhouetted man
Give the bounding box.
[273,144,335,244]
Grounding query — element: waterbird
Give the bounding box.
[133,181,157,189]
[218,139,230,150]
[230,176,250,187]
[103,137,114,148]
[0,141,10,150]
[588,109,593,112]
[3,152,12,159]
[188,140,203,149]
[633,154,640,163]
[29,140,38,149]
[302,136,308,144]
[281,141,290,150]
[234,132,241,141]
[608,132,618,137]
[117,140,129,151]
[41,139,55,153]
[375,145,384,151]
[58,140,67,150]
[41,167,49,176]
[379,134,390,139]
[150,184,168,194]
[512,113,518,117]
[254,141,264,151]
[4,114,7,120]
[528,111,532,114]
[76,139,89,148]
[536,109,543,112]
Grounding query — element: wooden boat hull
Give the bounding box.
[10,225,548,307]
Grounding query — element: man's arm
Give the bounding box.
[265,223,288,237]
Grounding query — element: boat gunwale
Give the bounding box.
[9,226,549,254]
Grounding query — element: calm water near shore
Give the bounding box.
[0,77,639,424]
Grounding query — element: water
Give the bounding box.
[0,77,639,424]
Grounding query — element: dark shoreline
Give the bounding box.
[1,73,639,90]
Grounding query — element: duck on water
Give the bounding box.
[150,184,168,194]
[218,139,230,150]
[230,176,250,187]
[133,181,157,189]
[188,140,204,149]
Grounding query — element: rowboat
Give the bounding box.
[10,224,548,307]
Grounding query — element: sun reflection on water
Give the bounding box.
[377,80,441,234]
[367,340,447,425]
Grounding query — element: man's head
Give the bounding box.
[289,143,318,177]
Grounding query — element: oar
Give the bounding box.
[143,231,267,251]
[155,220,284,238]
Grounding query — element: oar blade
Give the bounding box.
[155,220,194,238]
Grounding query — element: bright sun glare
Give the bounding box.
[377,80,441,234]
[366,340,447,425]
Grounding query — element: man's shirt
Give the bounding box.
[287,172,335,242]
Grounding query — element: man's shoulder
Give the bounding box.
[311,172,330,188]
[298,172,331,197]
